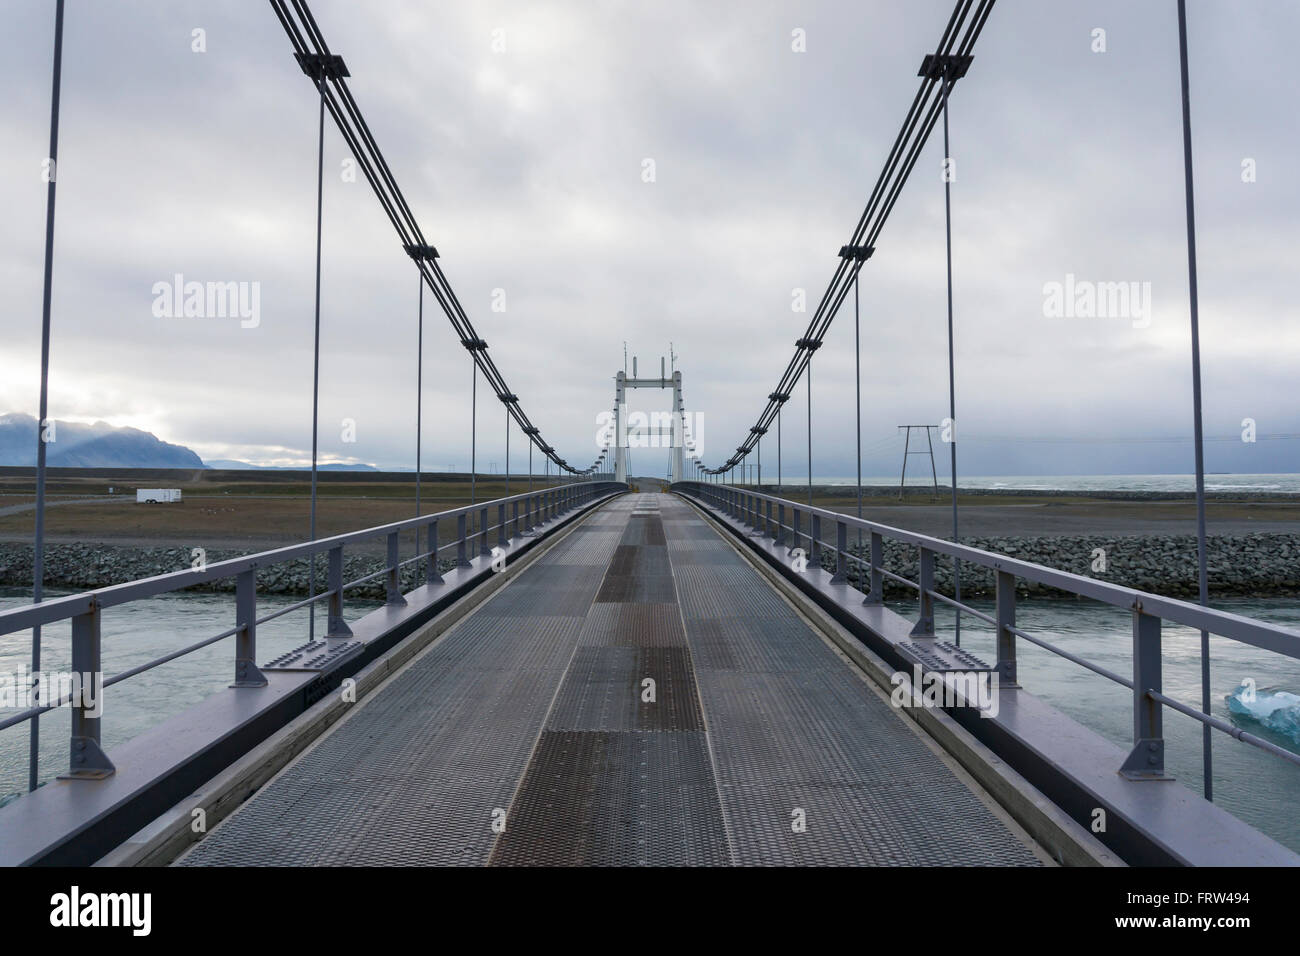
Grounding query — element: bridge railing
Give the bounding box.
[673,480,1300,784]
[0,480,626,783]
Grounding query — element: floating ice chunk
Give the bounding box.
[1226,682,1300,744]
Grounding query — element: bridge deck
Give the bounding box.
[179,494,1042,866]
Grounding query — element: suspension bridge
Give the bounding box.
[2,0,1298,868]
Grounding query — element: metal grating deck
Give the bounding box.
[179,493,1041,867]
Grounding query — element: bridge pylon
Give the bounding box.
[611,358,687,485]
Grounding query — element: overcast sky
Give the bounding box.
[3,0,1297,478]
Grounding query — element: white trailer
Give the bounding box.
[136,488,183,504]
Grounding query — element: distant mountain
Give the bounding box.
[0,413,206,468]
[204,459,379,472]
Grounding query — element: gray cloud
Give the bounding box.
[2,0,1296,480]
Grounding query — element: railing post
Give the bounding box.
[790,508,801,556]
[233,569,270,685]
[386,531,408,605]
[327,545,353,635]
[810,513,821,568]
[457,512,471,567]
[776,502,786,545]
[911,546,935,635]
[60,602,114,779]
[863,531,884,604]
[427,518,443,583]
[498,502,507,550]
[512,499,519,539]
[832,520,848,582]
[765,499,773,538]
[479,506,491,556]
[1121,609,1170,780]
[994,569,1017,686]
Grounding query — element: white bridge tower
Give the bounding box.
[611,355,690,485]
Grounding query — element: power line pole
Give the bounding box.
[896,425,940,500]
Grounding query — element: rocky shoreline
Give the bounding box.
[791,483,1300,502]
[822,532,1300,599]
[0,543,456,602]
[2,533,1299,601]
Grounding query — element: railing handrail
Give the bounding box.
[2,480,627,783]
[676,480,1300,783]
[677,481,1300,661]
[0,481,622,636]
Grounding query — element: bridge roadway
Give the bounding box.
[178,493,1044,866]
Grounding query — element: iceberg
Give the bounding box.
[1226,682,1300,745]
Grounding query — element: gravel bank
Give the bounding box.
[2,533,1299,601]
[809,532,1300,599]
[0,543,457,601]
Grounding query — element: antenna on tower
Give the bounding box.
[623,342,628,376]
